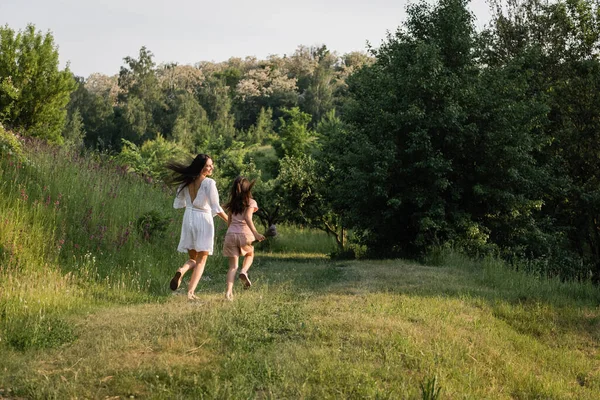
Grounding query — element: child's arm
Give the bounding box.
[244,207,265,242]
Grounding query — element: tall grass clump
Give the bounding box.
[424,246,600,307]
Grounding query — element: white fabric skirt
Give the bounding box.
[177,208,215,254]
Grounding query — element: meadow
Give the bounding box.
[1,138,599,399]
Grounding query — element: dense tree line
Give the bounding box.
[2,0,600,281]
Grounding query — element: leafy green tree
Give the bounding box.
[272,107,316,159]
[483,0,600,279]
[299,45,337,124]
[116,46,163,146]
[117,134,188,182]
[62,108,85,149]
[0,24,76,142]
[278,153,347,251]
[168,92,210,150]
[233,64,298,130]
[335,0,547,258]
[242,107,275,145]
[196,76,236,139]
[67,76,117,150]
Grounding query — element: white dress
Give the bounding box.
[173,178,224,254]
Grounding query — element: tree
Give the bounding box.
[0,24,76,142]
[116,46,163,146]
[117,134,188,182]
[272,107,316,159]
[335,0,547,258]
[483,0,600,280]
[62,108,85,149]
[278,153,347,252]
[170,92,210,151]
[233,63,298,130]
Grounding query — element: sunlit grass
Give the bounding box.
[1,138,599,398]
[257,224,337,255]
[2,256,599,398]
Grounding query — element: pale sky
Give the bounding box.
[1,0,493,78]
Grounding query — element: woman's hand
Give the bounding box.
[255,233,265,242]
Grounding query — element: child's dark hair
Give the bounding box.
[224,176,255,215]
[166,154,211,194]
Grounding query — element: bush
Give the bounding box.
[0,124,26,163]
[136,210,169,241]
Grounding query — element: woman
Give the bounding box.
[168,154,228,300]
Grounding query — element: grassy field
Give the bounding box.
[2,254,600,399]
[1,134,599,399]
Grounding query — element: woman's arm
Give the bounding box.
[216,211,228,224]
[244,207,264,241]
[207,180,228,223]
[173,184,186,209]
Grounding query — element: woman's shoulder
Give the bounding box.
[200,177,216,189]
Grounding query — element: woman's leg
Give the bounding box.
[225,256,239,300]
[170,250,197,290]
[187,251,208,299]
[239,253,254,288]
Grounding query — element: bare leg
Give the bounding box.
[239,253,254,288]
[187,252,208,299]
[225,256,239,300]
[170,253,197,291]
[240,253,254,275]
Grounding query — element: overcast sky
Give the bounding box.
[1,0,493,78]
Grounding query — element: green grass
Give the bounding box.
[1,136,600,399]
[257,224,337,255]
[2,255,599,399]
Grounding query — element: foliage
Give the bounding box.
[117,134,189,182]
[136,210,169,241]
[272,107,316,159]
[3,0,600,280]
[0,123,25,162]
[0,24,76,142]
[332,0,548,261]
[278,153,346,251]
[62,108,86,149]
[481,0,600,280]
[420,375,442,400]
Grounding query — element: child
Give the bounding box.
[223,176,265,301]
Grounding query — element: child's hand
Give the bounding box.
[255,233,265,242]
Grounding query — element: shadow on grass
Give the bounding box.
[241,252,600,347]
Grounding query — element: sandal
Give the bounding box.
[170,271,182,291]
[239,272,252,289]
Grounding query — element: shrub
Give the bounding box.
[0,124,26,163]
[136,210,169,241]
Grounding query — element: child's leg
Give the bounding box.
[239,253,254,288]
[226,256,239,299]
[240,253,254,275]
[187,252,208,299]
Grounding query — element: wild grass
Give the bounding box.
[1,138,599,399]
[257,224,337,255]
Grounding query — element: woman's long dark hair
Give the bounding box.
[224,176,255,215]
[166,154,211,194]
